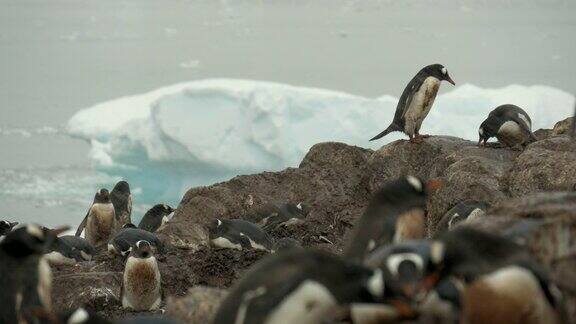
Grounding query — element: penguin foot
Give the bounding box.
[410,137,424,144]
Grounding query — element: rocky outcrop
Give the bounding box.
[50,123,576,322]
[165,286,227,323]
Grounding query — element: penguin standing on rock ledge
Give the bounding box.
[370,64,455,143]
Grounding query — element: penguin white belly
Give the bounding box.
[497,121,527,147]
[211,237,242,250]
[86,203,116,246]
[38,257,53,310]
[122,257,161,311]
[464,266,558,324]
[265,280,337,324]
[403,77,440,136]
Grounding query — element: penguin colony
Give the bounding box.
[0,64,572,324]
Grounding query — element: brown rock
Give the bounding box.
[552,117,575,136]
[165,286,227,324]
[52,271,122,312]
[507,137,576,196]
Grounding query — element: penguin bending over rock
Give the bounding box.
[76,189,117,247]
[44,234,96,265]
[121,240,162,311]
[59,235,96,261]
[208,218,274,252]
[0,224,68,323]
[108,227,163,257]
[138,204,175,233]
[110,181,133,229]
[478,104,537,148]
[370,64,455,143]
[212,249,387,324]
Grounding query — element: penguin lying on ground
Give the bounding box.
[370,64,455,143]
[436,200,490,232]
[121,240,162,311]
[343,176,442,262]
[59,235,96,261]
[478,104,537,148]
[76,188,117,247]
[0,220,18,240]
[0,224,68,323]
[254,202,310,230]
[212,249,388,324]
[110,181,133,229]
[108,227,163,257]
[44,234,96,265]
[208,218,274,252]
[138,204,175,233]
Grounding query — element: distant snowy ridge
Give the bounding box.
[67,79,574,201]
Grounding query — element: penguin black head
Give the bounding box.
[478,118,498,145]
[371,176,441,209]
[112,181,130,194]
[123,223,137,229]
[0,220,18,235]
[94,188,110,203]
[131,240,153,259]
[0,224,69,258]
[149,204,175,217]
[208,218,225,238]
[371,241,445,301]
[423,64,455,86]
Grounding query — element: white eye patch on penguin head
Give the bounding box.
[441,67,447,75]
[208,218,226,237]
[406,176,423,192]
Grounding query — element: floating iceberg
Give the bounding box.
[67,79,574,202]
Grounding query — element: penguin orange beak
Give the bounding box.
[446,76,456,86]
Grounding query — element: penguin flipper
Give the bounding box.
[369,124,401,141]
[75,211,89,237]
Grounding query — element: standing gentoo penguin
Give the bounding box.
[121,240,162,311]
[208,218,274,251]
[0,220,18,238]
[138,204,175,233]
[75,188,117,247]
[110,181,133,228]
[108,227,163,257]
[0,224,68,323]
[478,104,537,148]
[342,176,442,262]
[213,249,387,324]
[370,64,455,143]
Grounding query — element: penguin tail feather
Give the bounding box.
[369,124,401,141]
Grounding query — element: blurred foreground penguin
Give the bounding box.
[343,176,442,262]
[138,204,175,233]
[208,219,274,251]
[0,224,68,323]
[212,249,389,324]
[108,227,162,257]
[75,188,117,247]
[110,181,132,228]
[370,64,455,143]
[461,263,562,324]
[0,219,18,238]
[121,240,162,311]
[478,104,537,148]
